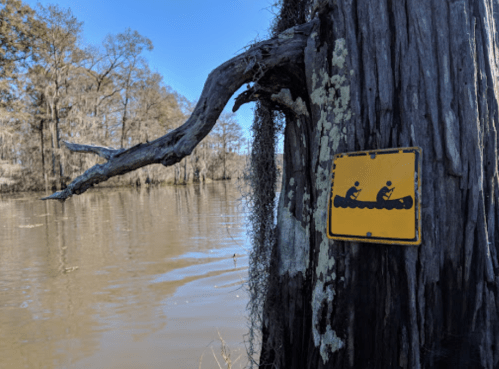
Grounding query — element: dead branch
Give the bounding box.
[232,83,279,113]
[62,141,125,160]
[43,21,316,200]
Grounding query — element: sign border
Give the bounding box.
[327,147,422,246]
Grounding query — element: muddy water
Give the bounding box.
[0,182,250,369]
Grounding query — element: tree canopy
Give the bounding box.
[0,0,246,192]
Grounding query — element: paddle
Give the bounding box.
[386,187,395,200]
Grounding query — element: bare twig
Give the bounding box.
[212,329,244,369]
[211,346,223,369]
[62,141,125,160]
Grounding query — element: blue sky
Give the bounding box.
[22,0,278,141]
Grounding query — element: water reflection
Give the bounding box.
[0,182,249,369]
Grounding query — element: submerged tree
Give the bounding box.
[43,0,499,368]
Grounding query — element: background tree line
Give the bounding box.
[0,0,247,193]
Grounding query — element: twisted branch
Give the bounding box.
[43,21,317,200]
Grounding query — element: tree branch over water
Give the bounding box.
[43,20,316,200]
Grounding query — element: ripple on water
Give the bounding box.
[0,183,252,368]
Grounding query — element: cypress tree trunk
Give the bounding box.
[39,119,48,192]
[41,0,499,367]
[259,0,499,368]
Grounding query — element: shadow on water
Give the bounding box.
[0,182,250,369]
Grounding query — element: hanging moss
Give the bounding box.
[245,1,315,366]
[246,100,280,365]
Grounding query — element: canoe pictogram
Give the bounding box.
[334,181,413,210]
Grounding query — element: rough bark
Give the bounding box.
[41,1,499,368]
[259,1,499,368]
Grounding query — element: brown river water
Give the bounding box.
[0,182,250,369]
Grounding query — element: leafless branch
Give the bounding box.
[43,21,317,200]
[62,141,125,160]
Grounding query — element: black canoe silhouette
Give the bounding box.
[333,195,413,210]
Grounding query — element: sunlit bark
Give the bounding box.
[259,1,499,368]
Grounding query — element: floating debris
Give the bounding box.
[63,266,79,273]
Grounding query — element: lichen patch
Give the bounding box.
[310,56,351,129]
[309,37,352,362]
[312,280,345,362]
[277,196,310,276]
[332,38,348,69]
[330,125,341,151]
[271,88,310,117]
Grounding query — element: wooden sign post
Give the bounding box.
[327,147,422,245]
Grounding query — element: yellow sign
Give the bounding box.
[327,147,422,245]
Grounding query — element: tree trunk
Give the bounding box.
[120,110,127,149]
[121,92,130,149]
[49,100,65,191]
[223,145,227,180]
[42,1,499,366]
[173,164,180,185]
[259,1,499,368]
[39,119,48,192]
[49,120,57,190]
[183,157,188,184]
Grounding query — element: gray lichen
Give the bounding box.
[271,88,310,117]
[312,280,344,363]
[277,175,310,276]
[309,37,351,362]
[277,204,310,276]
[310,39,351,155]
[332,38,348,69]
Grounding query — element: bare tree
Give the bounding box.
[100,28,153,149]
[33,3,84,190]
[42,0,499,368]
[210,112,245,180]
[0,1,194,191]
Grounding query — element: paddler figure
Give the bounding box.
[377,181,395,203]
[346,181,362,200]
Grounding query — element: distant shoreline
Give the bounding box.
[0,178,246,198]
